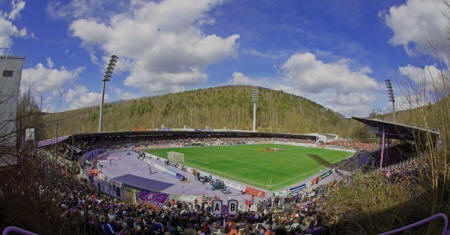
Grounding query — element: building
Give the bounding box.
[0,55,25,149]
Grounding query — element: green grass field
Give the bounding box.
[146,144,353,191]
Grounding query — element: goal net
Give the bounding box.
[168,152,184,162]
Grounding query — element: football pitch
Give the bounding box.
[146,144,353,191]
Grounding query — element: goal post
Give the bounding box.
[168,152,184,162]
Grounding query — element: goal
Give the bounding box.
[168,151,184,162]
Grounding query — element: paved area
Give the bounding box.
[99,150,252,202]
[97,149,347,203]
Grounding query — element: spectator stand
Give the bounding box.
[352,117,440,169]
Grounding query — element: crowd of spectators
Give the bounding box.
[320,140,378,152]
[337,142,418,172]
[380,154,425,185]
[2,149,335,234]
[4,134,430,235]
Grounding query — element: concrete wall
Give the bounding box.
[0,55,25,147]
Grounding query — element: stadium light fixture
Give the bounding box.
[99,55,118,132]
[252,87,259,132]
[385,79,395,122]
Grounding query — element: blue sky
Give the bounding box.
[1,0,447,116]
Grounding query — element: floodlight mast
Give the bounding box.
[385,79,395,122]
[252,87,259,132]
[99,55,118,132]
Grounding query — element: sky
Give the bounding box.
[0,0,448,116]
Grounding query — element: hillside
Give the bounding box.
[371,95,449,132]
[42,86,360,139]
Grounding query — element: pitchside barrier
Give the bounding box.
[379,213,449,235]
[168,151,184,162]
[2,226,39,235]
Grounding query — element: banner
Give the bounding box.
[244,187,266,198]
[228,200,238,215]
[25,128,35,141]
[212,200,223,215]
[289,184,306,193]
[311,176,321,185]
[122,187,136,204]
[222,179,246,191]
[137,190,169,210]
[95,179,120,198]
[321,170,333,179]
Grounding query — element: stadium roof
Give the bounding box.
[352,117,440,141]
[37,130,317,148]
[113,174,173,192]
[71,130,317,140]
[37,136,69,148]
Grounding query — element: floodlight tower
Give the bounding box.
[385,79,395,122]
[98,55,118,132]
[252,87,259,132]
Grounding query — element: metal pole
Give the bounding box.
[386,137,389,164]
[392,101,395,122]
[380,127,385,169]
[253,102,256,132]
[99,80,106,132]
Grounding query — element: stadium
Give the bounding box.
[27,119,442,234]
[38,130,354,201]
[1,73,447,235]
[1,1,449,234]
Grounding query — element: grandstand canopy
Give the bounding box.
[352,117,440,141]
[37,136,69,148]
[37,130,317,149]
[113,174,173,192]
[71,130,316,141]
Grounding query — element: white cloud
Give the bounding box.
[0,0,27,47]
[21,58,84,93]
[391,95,429,112]
[46,57,54,68]
[244,48,288,60]
[381,0,447,56]
[104,56,133,74]
[358,66,372,74]
[114,88,139,100]
[302,90,377,117]
[41,96,57,113]
[69,0,239,94]
[8,0,26,20]
[228,51,383,117]
[46,0,124,19]
[398,64,446,92]
[281,52,379,93]
[280,52,381,117]
[229,72,273,87]
[65,85,106,109]
[229,73,379,117]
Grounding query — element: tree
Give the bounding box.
[16,90,46,144]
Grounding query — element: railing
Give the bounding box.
[378,213,449,235]
[2,213,448,235]
[2,226,39,235]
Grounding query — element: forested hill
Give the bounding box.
[374,95,449,132]
[43,86,359,139]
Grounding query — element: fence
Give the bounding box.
[379,213,449,235]
[2,226,39,235]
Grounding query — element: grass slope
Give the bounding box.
[43,86,358,139]
[146,144,353,191]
